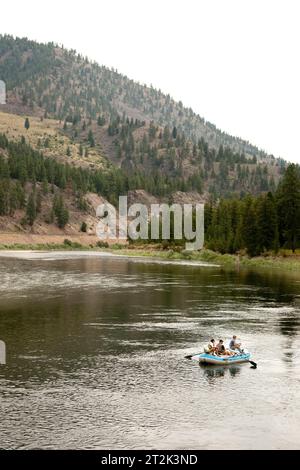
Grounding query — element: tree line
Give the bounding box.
[1,133,298,253]
[205,164,300,255]
[140,164,299,256]
[1,132,214,201]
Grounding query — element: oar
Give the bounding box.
[249,360,257,368]
[234,351,257,368]
[185,352,202,360]
[233,349,257,368]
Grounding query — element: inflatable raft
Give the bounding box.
[191,351,250,365]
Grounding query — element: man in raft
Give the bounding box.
[215,339,234,356]
[229,335,243,353]
[204,338,217,354]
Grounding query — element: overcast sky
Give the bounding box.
[1,0,299,162]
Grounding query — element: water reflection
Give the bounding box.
[201,364,242,381]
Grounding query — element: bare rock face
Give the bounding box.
[170,191,206,205]
[127,190,207,208]
[85,192,108,211]
[127,190,159,208]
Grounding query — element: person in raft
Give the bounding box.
[215,339,234,356]
[204,339,216,354]
[229,335,243,353]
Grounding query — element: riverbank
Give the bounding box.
[116,247,300,272]
[0,236,300,272]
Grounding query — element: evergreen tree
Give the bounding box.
[276,164,300,252]
[42,178,49,195]
[88,130,95,147]
[26,191,36,225]
[97,115,106,126]
[0,181,9,215]
[24,117,30,131]
[256,193,278,252]
[80,221,87,232]
[53,193,69,228]
[36,191,42,213]
[241,196,259,257]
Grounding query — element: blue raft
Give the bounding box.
[192,352,251,365]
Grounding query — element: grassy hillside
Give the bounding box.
[0,111,109,170]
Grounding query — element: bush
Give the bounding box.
[80,222,87,232]
[111,243,123,250]
[96,241,109,249]
[70,242,83,249]
[161,240,170,250]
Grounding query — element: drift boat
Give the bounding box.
[191,351,251,365]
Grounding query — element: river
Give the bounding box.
[0,251,299,449]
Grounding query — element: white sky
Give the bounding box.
[1,0,300,162]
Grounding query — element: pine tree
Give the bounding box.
[58,206,69,228]
[256,193,278,253]
[241,196,259,257]
[276,164,300,252]
[97,115,105,126]
[15,181,26,209]
[53,193,69,228]
[88,130,95,147]
[9,186,18,216]
[26,192,36,226]
[0,181,9,215]
[42,178,49,195]
[24,118,30,131]
[80,221,87,232]
[36,191,42,213]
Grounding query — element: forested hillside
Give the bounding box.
[0,132,195,235]
[0,35,286,200]
[204,164,300,255]
[140,164,300,256]
[0,35,266,157]
[0,35,297,254]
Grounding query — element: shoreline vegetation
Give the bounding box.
[0,239,300,272]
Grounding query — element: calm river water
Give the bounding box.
[0,251,299,449]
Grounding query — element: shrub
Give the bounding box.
[96,241,109,249]
[80,222,87,232]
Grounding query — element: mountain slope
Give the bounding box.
[0,35,286,201]
[0,35,274,158]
